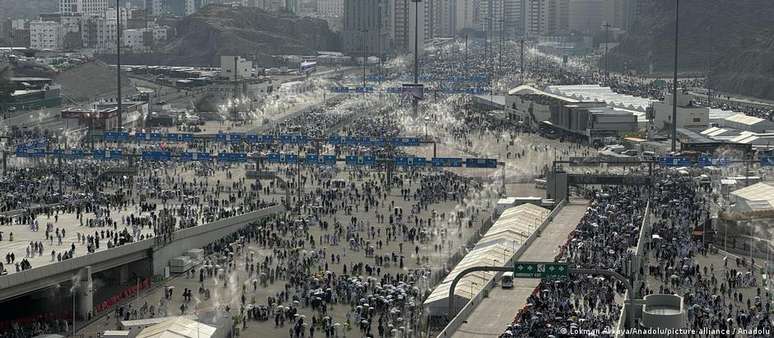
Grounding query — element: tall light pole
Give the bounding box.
[706,24,712,107]
[520,39,524,82]
[603,22,611,84]
[116,0,122,130]
[412,0,422,117]
[671,0,680,152]
[361,29,368,95]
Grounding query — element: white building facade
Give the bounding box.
[30,20,64,50]
[60,0,109,17]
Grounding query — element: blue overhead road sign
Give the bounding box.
[104,131,130,141]
[15,147,45,158]
[395,156,427,167]
[345,155,375,166]
[142,151,171,161]
[218,152,247,163]
[54,149,85,159]
[181,152,211,162]
[93,149,122,160]
[135,132,162,142]
[432,157,463,167]
[465,158,498,168]
[659,157,691,167]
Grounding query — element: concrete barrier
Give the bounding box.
[0,239,153,302]
[436,199,568,338]
[151,205,284,275]
[616,200,652,337]
[0,205,284,302]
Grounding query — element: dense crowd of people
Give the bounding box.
[2,36,773,338]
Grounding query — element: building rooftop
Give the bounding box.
[730,182,774,211]
[545,84,656,112]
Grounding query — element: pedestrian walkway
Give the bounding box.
[449,199,589,338]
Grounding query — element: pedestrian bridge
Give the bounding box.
[0,205,284,303]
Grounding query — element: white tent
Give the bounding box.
[423,204,549,315]
[730,182,774,213]
[136,317,216,338]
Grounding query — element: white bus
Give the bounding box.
[501,272,514,289]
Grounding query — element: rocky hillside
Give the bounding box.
[610,0,774,99]
[156,4,340,66]
[0,0,57,20]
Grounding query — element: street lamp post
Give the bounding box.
[603,22,611,84]
[412,0,422,117]
[671,0,680,152]
[362,29,368,96]
[116,0,122,130]
[72,291,76,337]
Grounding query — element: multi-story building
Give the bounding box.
[30,20,64,50]
[318,0,344,17]
[250,0,284,11]
[220,56,253,81]
[9,19,31,47]
[92,7,130,53]
[503,0,524,38]
[479,0,503,36]
[343,0,389,56]
[547,0,569,36]
[285,0,300,13]
[60,0,110,17]
[146,0,164,17]
[524,0,568,37]
[122,24,169,53]
[393,0,435,55]
[431,0,454,38]
[453,0,477,33]
[191,0,209,16]
[122,29,149,52]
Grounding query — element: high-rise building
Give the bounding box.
[318,0,344,17]
[342,0,389,56]
[524,0,568,37]
[145,0,164,17]
[252,0,284,11]
[546,0,569,36]
[431,0,454,38]
[503,0,524,38]
[60,0,110,17]
[479,0,503,36]
[453,0,477,33]
[287,0,300,13]
[92,7,130,53]
[183,0,210,16]
[480,0,526,39]
[393,0,435,54]
[568,0,605,34]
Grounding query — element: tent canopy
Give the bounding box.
[137,317,216,338]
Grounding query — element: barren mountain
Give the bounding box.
[154,4,340,66]
[609,0,774,99]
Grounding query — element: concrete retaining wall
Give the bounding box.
[0,206,284,302]
[0,239,153,302]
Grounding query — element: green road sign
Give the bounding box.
[513,262,568,279]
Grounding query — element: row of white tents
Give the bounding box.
[423,203,550,316]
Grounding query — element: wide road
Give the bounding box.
[448,199,589,338]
